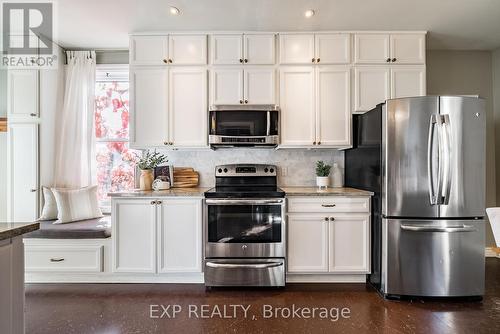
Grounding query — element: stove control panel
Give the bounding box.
[215,164,277,177]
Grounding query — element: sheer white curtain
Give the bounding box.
[54,51,96,188]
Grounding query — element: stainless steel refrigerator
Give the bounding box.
[345,96,485,298]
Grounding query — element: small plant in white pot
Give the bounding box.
[315,161,332,189]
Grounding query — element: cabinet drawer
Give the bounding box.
[287,196,370,213]
[25,245,103,272]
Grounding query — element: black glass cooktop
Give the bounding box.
[204,186,285,199]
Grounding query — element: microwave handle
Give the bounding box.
[266,111,270,136]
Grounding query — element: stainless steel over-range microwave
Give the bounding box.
[208,105,279,148]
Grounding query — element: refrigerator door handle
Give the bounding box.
[400,224,476,233]
[427,115,439,205]
[440,114,452,205]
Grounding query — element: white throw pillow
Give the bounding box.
[38,187,58,221]
[51,186,103,224]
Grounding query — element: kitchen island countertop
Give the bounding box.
[282,187,373,196]
[0,222,40,241]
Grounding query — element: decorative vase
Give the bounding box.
[316,176,330,189]
[331,163,344,188]
[140,169,154,191]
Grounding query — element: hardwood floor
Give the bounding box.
[25,258,500,334]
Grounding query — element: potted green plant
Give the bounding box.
[315,161,332,189]
[137,150,168,191]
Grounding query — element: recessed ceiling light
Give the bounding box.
[304,9,315,18]
[169,6,180,15]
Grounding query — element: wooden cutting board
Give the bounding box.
[172,167,199,188]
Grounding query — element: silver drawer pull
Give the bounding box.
[206,262,283,269]
[321,204,336,207]
[400,225,476,233]
[50,258,65,262]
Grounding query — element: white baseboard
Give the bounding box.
[286,274,367,283]
[25,272,204,284]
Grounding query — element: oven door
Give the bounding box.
[205,199,285,258]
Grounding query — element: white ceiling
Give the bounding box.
[55,0,500,50]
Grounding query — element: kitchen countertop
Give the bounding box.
[282,187,373,196]
[0,222,40,241]
[108,187,210,198]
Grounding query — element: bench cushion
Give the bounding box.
[25,216,111,239]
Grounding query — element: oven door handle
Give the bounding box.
[205,199,284,205]
[205,261,284,269]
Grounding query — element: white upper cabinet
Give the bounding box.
[8,70,39,119]
[354,66,390,112]
[354,33,425,64]
[390,34,426,64]
[130,35,207,66]
[168,68,208,147]
[279,67,315,146]
[243,34,276,64]
[130,36,169,65]
[168,35,207,65]
[390,66,426,99]
[130,67,169,147]
[210,68,244,105]
[157,199,202,273]
[210,34,243,64]
[315,34,351,64]
[244,68,276,104]
[279,34,315,64]
[354,34,390,64]
[316,66,351,146]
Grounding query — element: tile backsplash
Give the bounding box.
[157,148,344,187]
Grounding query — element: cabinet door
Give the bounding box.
[130,35,169,65]
[287,215,329,273]
[316,66,351,146]
[391,66,426,99]
[8,70,39,119]
[243,34,275,64]
[7,123,38,222]
[168,34,207,65]
[354,34,390,64]
[354,66,390,112]
[158,199,202,273]
[279,67,315,146]
[328,215,370,273]
[210,68,244,105]
[130,67,169,147]
[210,34,243,65]
[279,34,315,64]
[244,68,275,104]
[169,68,208,147]
[315,34,351,64]
[390,34,425,64]
[112,199,156,273]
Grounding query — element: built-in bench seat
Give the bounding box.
[25,216,111,239]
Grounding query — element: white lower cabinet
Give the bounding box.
[287,196,371,277]
[112,198,203,275]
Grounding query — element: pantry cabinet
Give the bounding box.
[130,35,207,66]
[279,66,351,147]
[354,65,426,112]
[210,33,275,65]
[7,70,39,120]
[354,33,425,64]
[112,198,203,274]
[130,67,208,148]
[280,33,351,64]
[287,196,371,274]
[210,67,275,105]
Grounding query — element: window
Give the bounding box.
[94,66,139,207]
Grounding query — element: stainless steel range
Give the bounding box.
[204,164,286,287]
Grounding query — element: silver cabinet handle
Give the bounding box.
[30,188,37,192]
[401,224,476,233]
[156,200,162,204]
[50,258,65,262]
[321,204,336,207]
[30,113,37,117]
[206,262,283,269]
